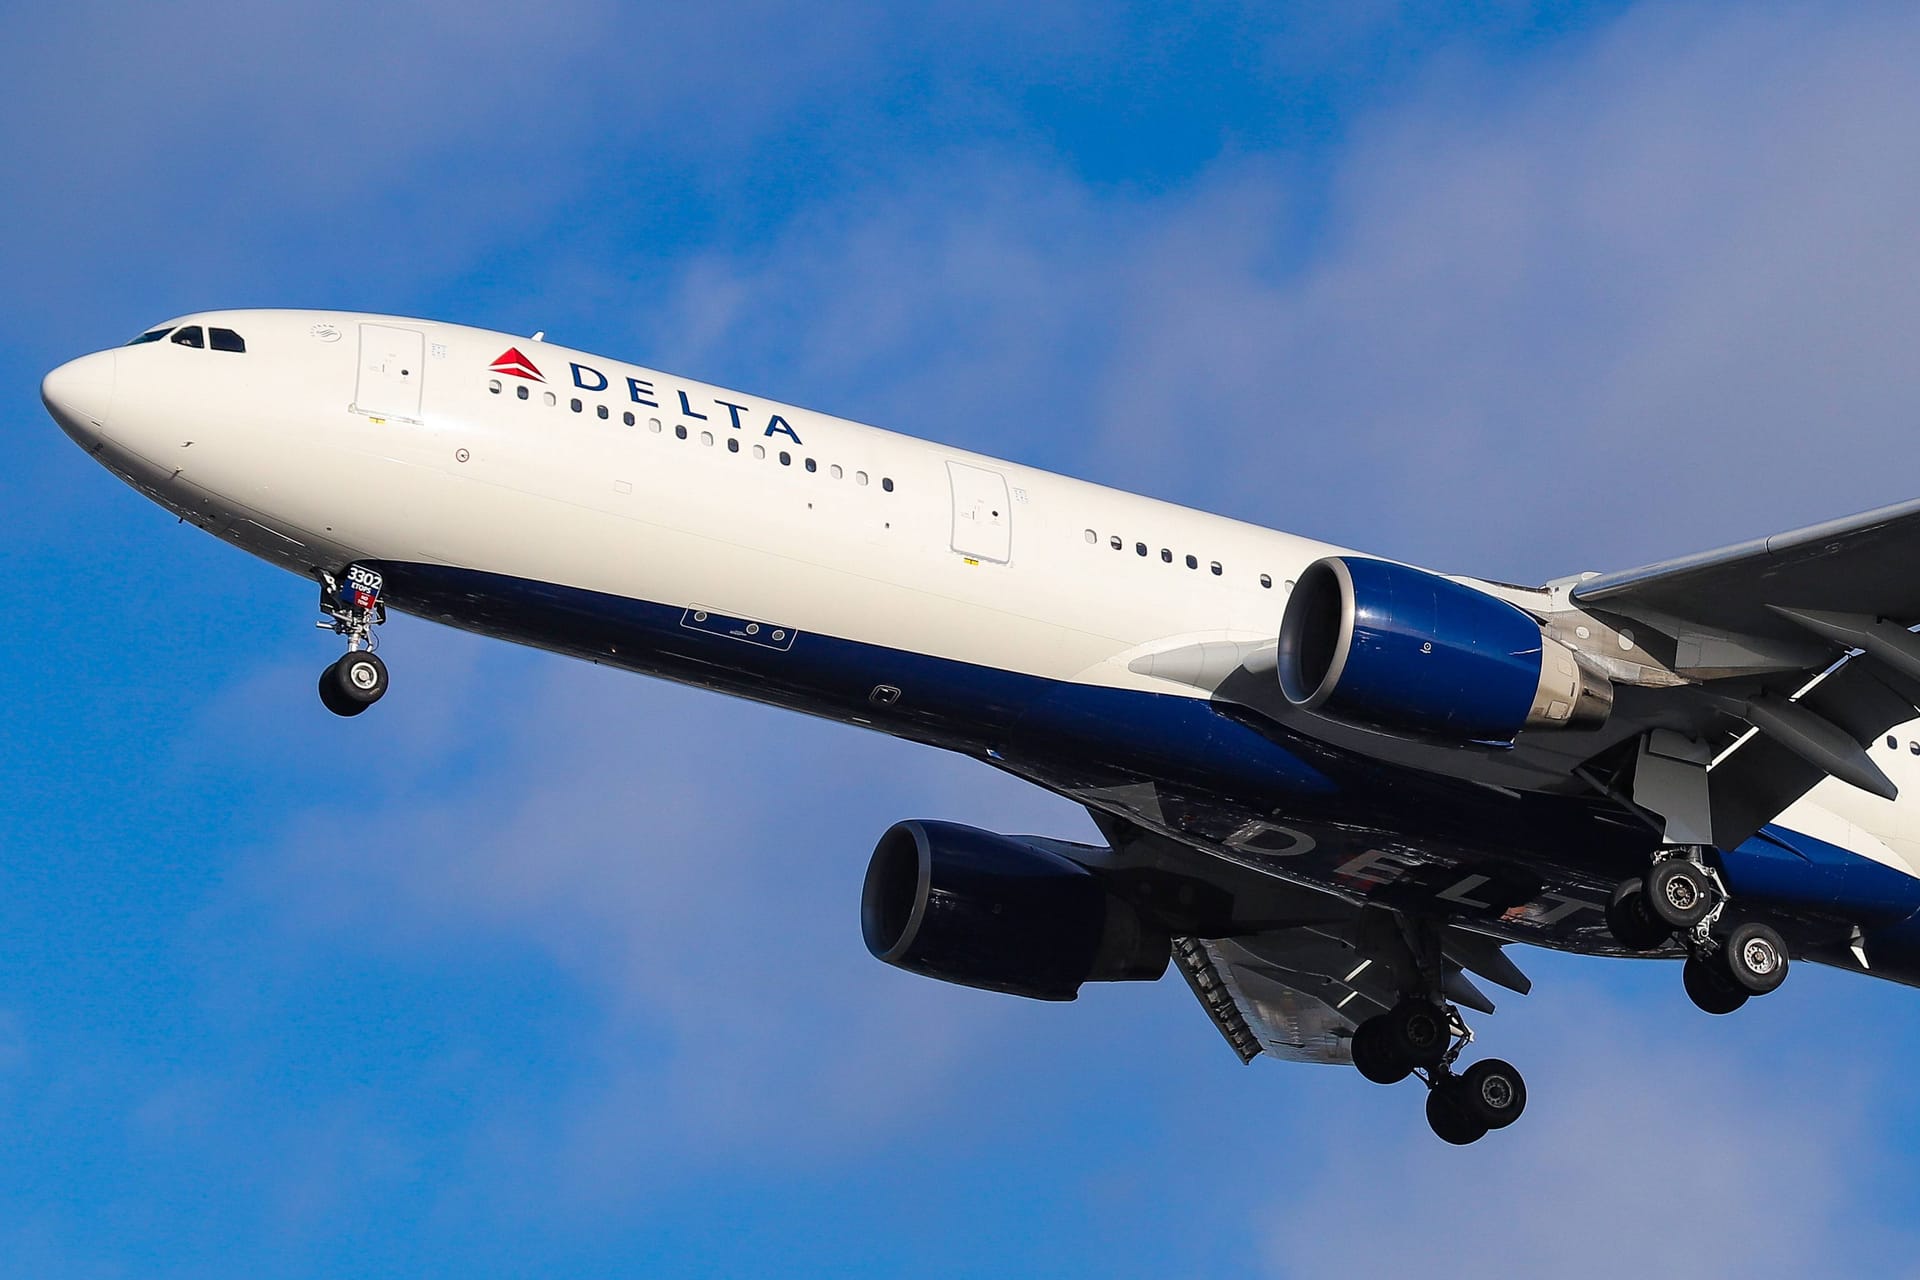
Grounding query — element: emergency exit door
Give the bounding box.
[354,323,425,421]
[947,461,1012,563]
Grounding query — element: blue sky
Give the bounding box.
[8,2,1920,1275]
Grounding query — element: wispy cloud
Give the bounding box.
[629,4,1920,586]
[222,636,1092,1191]
[1263,971,1911,1276]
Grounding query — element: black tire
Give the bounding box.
[1722,921,1789,995]
[1350,1016,1412,1086]
[1458,1058,1527,1130]
[318,667,366,717]
[1606,877,1673,950]
[1426,1082,1489,1145]
[1682,953,1749,1015]
[1385,999,1450,1070]
[330,651,389,707]
[1646,859,1714,930]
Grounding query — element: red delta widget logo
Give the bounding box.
[489,348,545,381]
[489,347,804,445]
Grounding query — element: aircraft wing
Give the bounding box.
[1568,497,1920,847]
[1174,935,1373,1064]
[1170,924,1526,1067]
[1572,496,1920,645]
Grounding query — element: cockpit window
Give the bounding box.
[209,327,246,353]
[126,327,173,345]
[171,326,205,349]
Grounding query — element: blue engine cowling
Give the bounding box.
[861,820,1169,1002]
[1276,556,1609,741]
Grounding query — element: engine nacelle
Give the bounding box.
[1276,556,1612,742]
[860,820,1170,1002]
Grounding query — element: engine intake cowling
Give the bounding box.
[861,820,1169,1002]
[1276,556,1611,741]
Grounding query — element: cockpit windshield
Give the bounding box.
[127,323,248,351]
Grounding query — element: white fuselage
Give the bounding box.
[42,309,1920,889]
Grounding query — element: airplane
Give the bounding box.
[42,310,1920,1145]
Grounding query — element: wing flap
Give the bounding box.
[1172,935,1388,1065]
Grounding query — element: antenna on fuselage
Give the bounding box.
[531,331,545,342]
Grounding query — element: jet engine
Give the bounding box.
[860,820,1169,1002]
[1276,556,1612,742]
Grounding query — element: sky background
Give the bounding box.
[7,1,1920,1275]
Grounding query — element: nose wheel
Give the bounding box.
[316,564,390,718]
[319,650,389,716]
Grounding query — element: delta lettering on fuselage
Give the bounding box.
[568,362,804,445]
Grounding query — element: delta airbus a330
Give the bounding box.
[44,311,1920,1144]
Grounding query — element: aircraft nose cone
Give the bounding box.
[41,350,117,443]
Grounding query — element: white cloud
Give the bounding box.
[1099,3,1920,577]
[630,4,1920,586]
[232,641,1094,1191]
[1263,973,1907,1278]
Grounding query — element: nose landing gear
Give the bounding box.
[1605,847,1792,1014]
[316,565,389,717]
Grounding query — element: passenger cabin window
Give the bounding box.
[126,327,172,345]
[170,326,205,349]
[208,327,246,353]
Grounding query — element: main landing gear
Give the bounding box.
[316,564,390,718]
[1606,847,1790,1015]
[1350,997,1527,1145]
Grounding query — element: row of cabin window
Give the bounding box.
[1886,736,1920,755]
[1083,529,1274,589]
[488,379,894,491]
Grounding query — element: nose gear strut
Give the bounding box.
[316,564,389,717]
